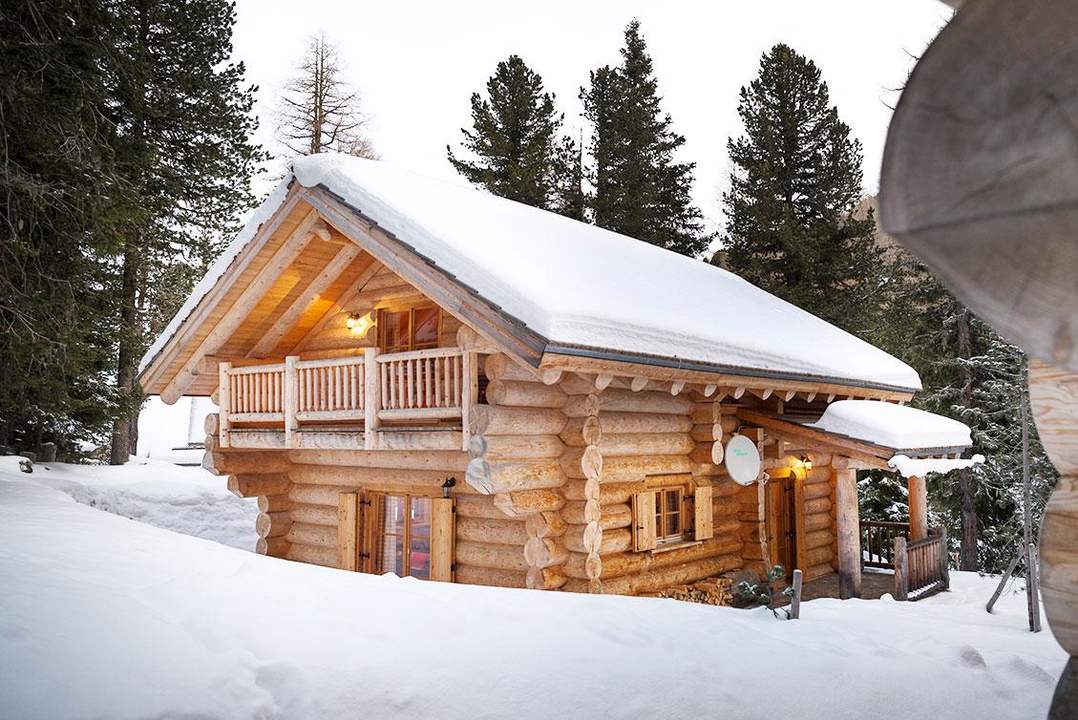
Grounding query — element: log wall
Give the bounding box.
[206,350,854,597]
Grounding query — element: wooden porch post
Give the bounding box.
[835,465,862,599]
[283,356,298,449]
[363,347,380,450]
[908,475,928,541]
[217,362,231,448]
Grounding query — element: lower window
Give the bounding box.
[655,487,690,544]
[368,494,432,579]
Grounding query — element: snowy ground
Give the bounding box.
[0,457,1066,720]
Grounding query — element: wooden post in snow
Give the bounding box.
[790,569,803,619]
[894,536,909,601]
[908,475,928,541]
[835,467,862,599]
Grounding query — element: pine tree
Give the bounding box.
[719,44,887,338]
[103,0,267,463]
[448,55,575,213]
[277,33,376,160]
[0,0,120,458]
[582,20,706,256]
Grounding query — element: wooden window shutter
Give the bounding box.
[632,491,658,552]
[361,490,380,573]
[429,497,456,582]
[694,484,714,540]
[338,492,360,571]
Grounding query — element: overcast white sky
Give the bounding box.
[232,0,951,233]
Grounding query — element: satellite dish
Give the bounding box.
[725,435,762,486]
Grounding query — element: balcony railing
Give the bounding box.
[217,347,474,450]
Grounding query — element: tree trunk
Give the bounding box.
[957,466,979,570]
[956,308,979,570]
[109,243,140,465]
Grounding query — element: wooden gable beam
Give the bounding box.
[302,186,547,367]
[159,209,321,403]
[736,408,896,466]
[289,257,383,354]
[247,242,362,358]
[138,186,305,393]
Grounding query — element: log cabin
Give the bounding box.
[138,153,976,599]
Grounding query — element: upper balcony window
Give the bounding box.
[379,306,440,353]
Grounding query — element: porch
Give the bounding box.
[216,346,478,452]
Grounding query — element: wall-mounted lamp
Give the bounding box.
[346,310,376,338]
[798,455,813,471]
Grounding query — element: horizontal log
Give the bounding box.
[285,541,338,568]
[284,449,468,471]
[690,423,723,442]
[375,431,464,452]
[804,513,831,532]
[803,546,834,568]
[594,432,695,458]
[523,537,568,568]
[565,535,742,579]
[469,405,567,436]
[563,389,694,417]
[557,374,602,395]
[484,353,562,385]
[582,455,694,483]
[804,466,833,485]
[228,473,291,498]
[454,494,505,520]
[526,565,568,590]
[290,503,339,527]
[559,416,603,447]
[256,511,291,539]
[804,563,834,582]
[255,536,289,557]
[257,494,291,513]
[486,379,566,408]
[561,413,692,445]
[456,540,528,571]
[466,458,565,494]
[562,502,632,529]
[564,479,645,504]
[493,488,564,517]
[601,555,742,596]
[287,522,338,548]
[468,434,565,460]
[290,465,458,489]
[457,516,528,545]
[805,497,832,514]
[205,451,290,477]
[804,482,832,501]
[565,526,632,554]
[289,483,351,507]
[524,511,568,539]
[804,529,833,550]
[455,564,527,588]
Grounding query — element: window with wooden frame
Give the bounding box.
[632,475,714,552]
[378,305,441,353]
[337,490,455,582]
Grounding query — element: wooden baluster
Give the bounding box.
[219,363,231,448]
[407,359,415,409]
[335,365,343,410]
[397,360,405,409]
[434,357,442,407]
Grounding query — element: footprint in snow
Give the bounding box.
[1004,655,1056,686]
[958,644,987,670]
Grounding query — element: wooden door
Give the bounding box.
[769,478,798,573]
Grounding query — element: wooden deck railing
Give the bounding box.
[894,528,950,601]
[217,347,475,450]
[861,520,910,570]
[377,347,466,420]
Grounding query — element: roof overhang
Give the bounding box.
[737,408,972,472]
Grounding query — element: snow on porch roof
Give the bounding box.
[807,400,973,452]
[141,154,922,392]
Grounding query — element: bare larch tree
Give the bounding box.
[277,33,376,159]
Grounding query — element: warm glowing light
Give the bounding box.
[798,455,813,471]
[346,311,375,338]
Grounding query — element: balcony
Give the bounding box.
[217,347,476,451]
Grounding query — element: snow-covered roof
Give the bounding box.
[807,400,973,451]
[888,454,985,478]
[141,154,922,392]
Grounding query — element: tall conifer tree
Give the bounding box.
[719,44,886,338]
[0,0,119,456]
[581,20,706,256]
[448,55,574,213]
[104,0,266,463]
